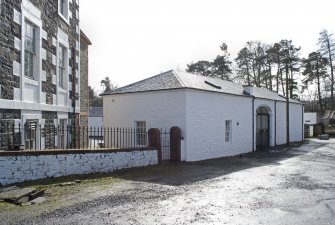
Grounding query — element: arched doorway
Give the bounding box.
[256,107,270,148]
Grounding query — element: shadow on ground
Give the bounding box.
[113,140,325,186]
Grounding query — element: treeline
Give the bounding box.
[89,77,118,107]
[186,29,335,110]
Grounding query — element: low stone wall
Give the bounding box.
[0,148,158,185]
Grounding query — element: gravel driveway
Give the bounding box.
[2,138,335,225]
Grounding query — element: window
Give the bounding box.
[135,121,147,146]
[59,0,69,20]
[225,120,232,142]
[24,21,37,79]
[59,119,66,149]
[25,120,37,150]
[58,45,66,88]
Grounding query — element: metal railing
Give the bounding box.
[0,124,149,151]
[160,128,171,161]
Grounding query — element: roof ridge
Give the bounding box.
[171,70,186,88]
[110,70,174,92]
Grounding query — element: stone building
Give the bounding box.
[79,30,91,128]
[0,0,86,150]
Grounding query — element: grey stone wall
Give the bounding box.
[79,32,90,146]
[42,111,57,149]
[80,39,89,117]
[0,109,21,150]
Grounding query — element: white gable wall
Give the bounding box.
[103,90,186,129]
[103,90,187,160]
[185,90,253,161]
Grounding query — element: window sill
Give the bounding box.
[58,12,70,26]
[24,77,39,86]
[58,87,67,93]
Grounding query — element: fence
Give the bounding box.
[0,124,149,151]
[160,128,171,161]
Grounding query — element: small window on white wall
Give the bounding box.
[24,21,38,79]
[135,121,147,146]
[225,120,232,142]
[58,44,67,88]
[58,0,69,21]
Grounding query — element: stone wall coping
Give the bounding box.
[0,147,157,157]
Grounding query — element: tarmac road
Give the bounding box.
[10,139,335,224]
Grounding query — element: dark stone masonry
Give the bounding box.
[0,0,79,103]
[0,0,91,150]
[0,0,21,100]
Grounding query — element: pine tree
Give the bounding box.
[302,52,328,109]
[318,29,335,108]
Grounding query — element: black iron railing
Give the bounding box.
[0,124,148,151]
[160,128,171,161]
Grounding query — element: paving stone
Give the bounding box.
[22,197,47,206]
[0,187,36,201]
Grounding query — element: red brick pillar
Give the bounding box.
[148,128,162,164]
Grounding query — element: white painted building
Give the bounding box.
[88,107,103,129]
[304,112,317,137]
[103,70,304,162]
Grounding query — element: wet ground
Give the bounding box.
[1,138,335,225]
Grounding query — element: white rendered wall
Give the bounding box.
[103,89,303,162]
[275,101,304,145]
[304,112,317,125]
[275,101,286,145]
[185,90,253,161]
[88,117,103,128]
[103,90,186,130]
[103,90,187,160]
[0,149,158,185]
[289,103,304,142]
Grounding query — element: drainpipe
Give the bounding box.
[275,100,277,146]
[72,47,76,148]
[252,96,255,151]
[301,105,305,141]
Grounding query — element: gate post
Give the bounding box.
[170,126,181,162]
[148,128,162,164]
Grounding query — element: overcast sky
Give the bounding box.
[79,0,335,91]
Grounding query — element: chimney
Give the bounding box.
[243,85,254,96]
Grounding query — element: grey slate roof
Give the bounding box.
[89,107,103,117]
[104,70,301,104]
